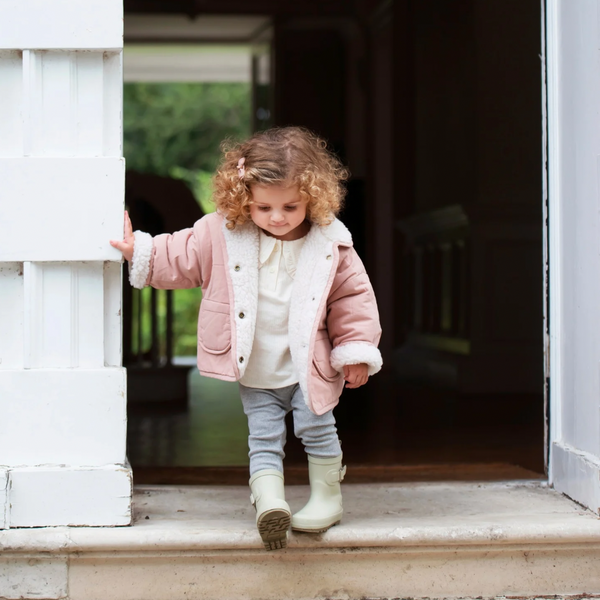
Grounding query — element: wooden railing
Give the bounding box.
[124,284,191,405]
[397,205,470,355]
[126,286,174,368]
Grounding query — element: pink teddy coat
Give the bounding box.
[129,212,382,415]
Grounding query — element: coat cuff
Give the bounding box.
[129,230,153,289]
[330,342,383,376]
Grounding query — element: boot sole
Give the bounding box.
[257,509,291,551]
[291,520,341,534]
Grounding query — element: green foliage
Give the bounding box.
[169,166,216,214]
[124,82,251,357]
[131,286,204,358]
[124,82,251,176]
[172,287,203,356]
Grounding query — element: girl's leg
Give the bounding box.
[291,386,345,533]
[239,384,292,476]
[239,384,295,551]
[290,386,341,458]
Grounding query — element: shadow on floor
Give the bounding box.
[128,368,545,484]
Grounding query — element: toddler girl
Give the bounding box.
[111,127,382,550]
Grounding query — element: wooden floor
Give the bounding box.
[128,369,545,485]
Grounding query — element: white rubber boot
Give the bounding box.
[291,454,346,533]
[249,469,291,551]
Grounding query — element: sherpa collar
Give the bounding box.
[316,215,353,246]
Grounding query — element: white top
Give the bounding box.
[240,229,307,389]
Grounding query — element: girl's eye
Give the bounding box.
[258,206,270,212]
[285,206,297,211]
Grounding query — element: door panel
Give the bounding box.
[0,158,124,261]
[0,0,123,50]
[0,369,126,466]
[22,262,105,369]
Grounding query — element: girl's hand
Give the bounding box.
[343,363,369,389]
[110,210,135,262]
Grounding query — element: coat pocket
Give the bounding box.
[197,298,231,355]
[312,333,342,382]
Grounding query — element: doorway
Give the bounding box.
[123,1,545,485]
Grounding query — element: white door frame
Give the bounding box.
[546,0,600,513]
[0,0,131,528]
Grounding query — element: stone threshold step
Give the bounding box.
[1,482,600,600]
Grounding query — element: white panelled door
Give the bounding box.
[547,0,600,513]
[0,0,130,527]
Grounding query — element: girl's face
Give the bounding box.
[249,184,309,241]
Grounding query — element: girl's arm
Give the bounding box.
[110,211,205,290]
[326,248,383,378]
[109,210,135,262]
[343,363,369,389]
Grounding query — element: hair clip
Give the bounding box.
[237,157,246,179]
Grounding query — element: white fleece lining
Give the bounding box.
[289,218,353,408]
[221,219,259,379]
[129,230,153,289]
[330,342,383,376]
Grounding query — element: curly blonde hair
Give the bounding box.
[213,127,349,230]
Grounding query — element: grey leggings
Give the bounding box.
[239,383,342,475]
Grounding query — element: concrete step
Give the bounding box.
[1,481,600,600]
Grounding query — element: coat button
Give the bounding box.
[234,265,241,271]
[239,356,244,363]
[239,312,245,319]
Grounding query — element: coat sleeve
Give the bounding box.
[326,247,383,376]
[128,216,210,290]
